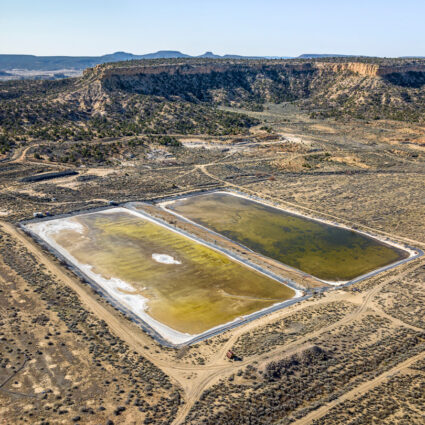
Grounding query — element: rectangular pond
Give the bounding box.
[25,208,296,345]
[164,192,411,282]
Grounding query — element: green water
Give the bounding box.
[168,192,408,281]
[50,210,294,334]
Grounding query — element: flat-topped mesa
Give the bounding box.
[80,59,425,102]
[73,58,425,123]
[83,59,425,81]
[82,61,317,97]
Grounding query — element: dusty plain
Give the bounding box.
[1,101,425,425]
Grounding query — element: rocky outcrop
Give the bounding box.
[79,60,425,104]
[315,61,425,77]
[84,59,425,82]
[78,58,425,122]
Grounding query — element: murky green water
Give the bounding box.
[48,209,294,334]
[167,192,408,281]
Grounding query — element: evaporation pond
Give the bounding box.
[26,208,295,343]
[166,192,409,281]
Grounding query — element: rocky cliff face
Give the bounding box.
[85,58,425,77]
[77,58,425,122]
[84,62,315,101]
[82,59,425,92]
[84,59,425,86]
[315,61,425,77]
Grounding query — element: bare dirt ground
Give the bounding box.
[1,104,424,424]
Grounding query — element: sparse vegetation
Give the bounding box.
[0,133,15,154]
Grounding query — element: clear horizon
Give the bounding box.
[1,0,425,58]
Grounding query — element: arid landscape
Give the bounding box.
[0,55,425,425]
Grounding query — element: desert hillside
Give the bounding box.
[1,58,425,149]
[86,58,425,119]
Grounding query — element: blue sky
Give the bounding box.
[1,0,424,57]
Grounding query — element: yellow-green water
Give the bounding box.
[168,192,408,281]
[52,210,295,334]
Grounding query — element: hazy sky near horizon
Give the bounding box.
[1,0,424,57]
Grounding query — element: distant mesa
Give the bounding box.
[0,50,191,72]
[0,50,272,74]
[135,50,191,59]
[297,53,356,59]
[198,51,221,58]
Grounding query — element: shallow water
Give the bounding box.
[39,209,295,335]
[167,192,408,281]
